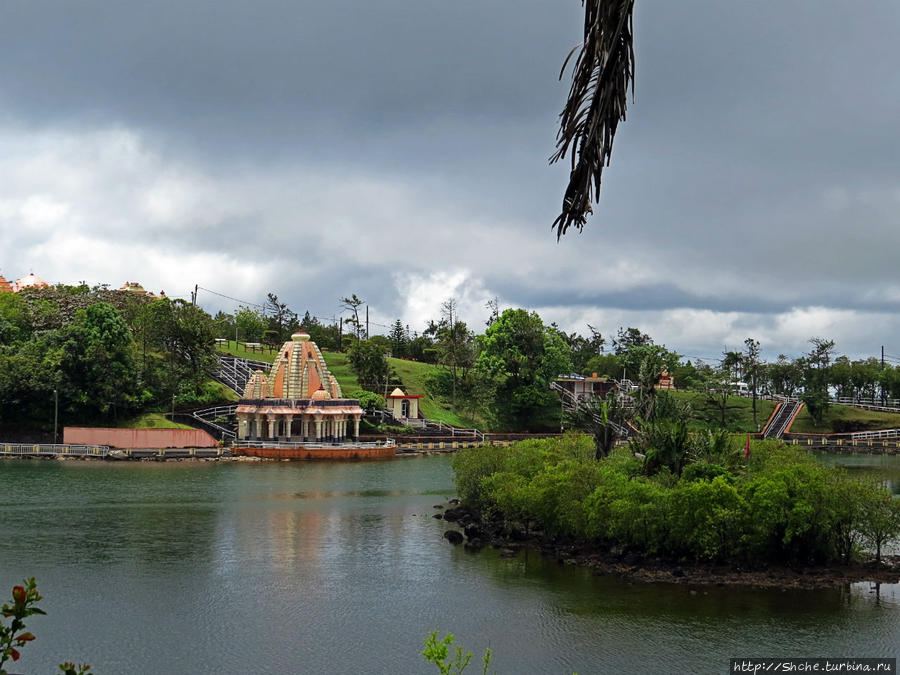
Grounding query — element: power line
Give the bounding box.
[197,286,265,309]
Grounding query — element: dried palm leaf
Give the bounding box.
[551,0,635,238]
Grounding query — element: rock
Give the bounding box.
[442,507,466,523]
[448,498,460,505]
[443,530,464,545]
[463,524,482,540]
[672,568,685,578]
[499,548,517,558]
[433,505,444,509]
[432,513,443,519]
[464,538,485,551]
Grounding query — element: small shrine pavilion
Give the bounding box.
[235,331,364,444]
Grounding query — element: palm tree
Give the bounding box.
[552,0,636,238]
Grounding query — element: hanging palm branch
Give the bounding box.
[551,0,636,239]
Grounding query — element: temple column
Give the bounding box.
[238,415,248,440]
[267,416,276,440]
[315,417,323,442]
[353,415,360,440]
[255,414,265,440]
[301,418,308,441]
[284,415,294,441]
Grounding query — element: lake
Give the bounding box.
[0,454,897,674]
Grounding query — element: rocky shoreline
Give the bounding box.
[434,501,900,590]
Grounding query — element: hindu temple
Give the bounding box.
[233,331,382,457]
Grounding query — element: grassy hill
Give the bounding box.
[789,404,900,434]
[667,390,777,433]
[117,412,195,429]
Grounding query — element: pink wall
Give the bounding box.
[63,427,218,448]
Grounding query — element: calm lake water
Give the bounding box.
[0,454,898,674]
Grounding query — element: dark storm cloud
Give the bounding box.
[3,0,900,357]
[0,1,580,157]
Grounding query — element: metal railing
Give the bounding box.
[215,356,272,395]
[0,444,110,457]
[234,439,396,450]
[550,381,633,438]
[849,428,900,440]
[763,400,802,439]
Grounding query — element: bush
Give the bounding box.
[453,433,900,565]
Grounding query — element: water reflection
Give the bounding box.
[1,455,898,675]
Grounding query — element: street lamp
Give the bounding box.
[53,388,58,445]
[171,393,176,421]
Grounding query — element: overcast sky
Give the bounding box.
[2,1,899,362]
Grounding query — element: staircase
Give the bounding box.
[762,398,802,439]
[215,356,272,395]
[184,404,238,440]
[550,381,634,438]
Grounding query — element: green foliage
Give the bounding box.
[421,632,493,675]
[0,286,220,431]
[0,578,90,675]
[347,389,386,412]
[1,578,44,673]
[453,435,900,565]
[474,308,572,431]
[347,339,392,393]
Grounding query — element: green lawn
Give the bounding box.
[117,412,194,429]
[320,350,361,394]
[668,390,777,433]
[790,403,900,434]
[215,340,277,363]
[387,357,479,428]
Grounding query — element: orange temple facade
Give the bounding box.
[232,332,394,459]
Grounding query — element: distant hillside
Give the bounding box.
[789,404,900,434]
[669,390,777,434]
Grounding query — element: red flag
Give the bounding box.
[745,434,751,459]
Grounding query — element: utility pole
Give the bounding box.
[882,345,886,405]
[339,317,343,352]
[366,305,369,340]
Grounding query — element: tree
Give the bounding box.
[743,338,762,428]
[264,293,298,344]
[347,339,391,394]
[859,485,900,564]
[703,363,737,429]
[387,319,408,358]
[768,354,803,397]
[59,302,140,418]
[474,309,572,431]
[801,337,835,425]
[612,326,652,355]
[551,0,636,237]
[340,294,365,340]
[436,299,475,413]
[234,306,267,343]
[565,390,629,459]
[563,324,606,374]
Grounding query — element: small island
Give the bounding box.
[443,433,900,588]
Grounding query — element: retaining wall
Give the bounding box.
[63,427,217,448]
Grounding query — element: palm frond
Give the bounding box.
[551,0,635,239]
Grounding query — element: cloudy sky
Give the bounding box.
[2,1,899,361]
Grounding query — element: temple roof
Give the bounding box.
[12,273,49,292]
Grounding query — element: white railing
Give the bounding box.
[0,444,110,456]
[234,439,396,450]
[831,397,900,413]
[850,428,900,440]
